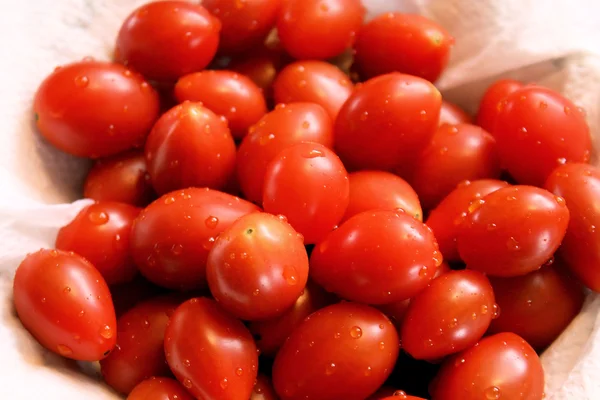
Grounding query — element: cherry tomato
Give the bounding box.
[273,60,353,120]
[250,374,279,400]
[439,101,472,126]
[145,102,236,195]
[488,259,584,349]
[202,0,281,55]
[248,280,336,357]
[381,395,425,400]
[277,0,364,60]
[334,73,442,171]
[263,142,349,244]
[13,249,116,361]
[272,302,399,400]
[206,212,309,320]
[343,170,422,223]
[430,333,544,400]
[100,296,181,394]
[401,270,495,360]
[130,188,260,291]
[127,377,194,400]
[476,79,523,134]
[545,163,600,291]
[174,70,267,140]
[84,150,155,207]
[353,13,453,82]
[164,297,258,400]
[425,179,509,262]
[55,201,140,286]
[408,123,501,210]
[237,102,334,204]
[310,210,441,304]
[115,1,220,82]
[34,61,160,158]
[457,185,569,277]
[494,86,591,186]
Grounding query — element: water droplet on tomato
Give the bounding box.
[539,101,548,110]
[164,196,176,205]
[492,304,501,319]
[205,216,219,229]
[433,251,443,267]
[235,367,243,376]
[379,341,385,350]
[88,210,109,225]
[419,110,428,120]
[41,297,47,303]
[484,386,501,399]
[419,266,429,277]
[171,244,183,256]
[183,359,191,367]
[506,237,520,251]
[282,266,298,285]
[74,75,89,87]
[253,288,260,296]
[448,318,458,328]
[555,195,566,206]
[49,250,58,257]
[303,149,324,158]
[393,390,408,398]
[183,379,192,389]
[325,362,336,375]
[57,344,73,356]
[481,305,489,315]
[360,111,369,121]
[63,287,71,294]
[557,157,567,165]
[468,199,485,214]
[487,223,497,231]
[364,366,372,376]
[100,325,114,339]
[349,326,362,339]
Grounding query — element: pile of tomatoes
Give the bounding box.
[13,0,598,399]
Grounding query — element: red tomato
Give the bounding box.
[272,302,399,400]
[381,396,425,400]
[84,150,155,207]
[248,280,337,357]
[488,259,584,349]
[425,179,509,262]
[353,13,453,82]
[130,188,260,291]
[408,124,501,210]
[115,1,220,82]
[229,46,290,100]
[476,79,523,134]
[250,374,279,400]
[55,201,140,286]
[310,210,441,304]
[457,185,569,277]
[237,102,334,204]
[100,296,181,394]
[545,163,600,291]
[343,170,422,223]
[174,70,267,140]
[494,86,591,186]
[439,101,472,126]
[34,61,159,158]
[202,0,281,55]
[334,73,442,171]
[164,297,258,400]
[431,333,544,400]
[145,102,237,195]
[206,212,309,320]
[273,60,354,120]
[127,377,194,400]
[13,249,116,361]
[277,0,364,60]
[401,270,495,360]
[263,142,349,244]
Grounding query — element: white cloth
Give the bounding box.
[1,0,600,398]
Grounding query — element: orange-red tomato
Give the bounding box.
[127,377,194,400]
[439,101,472,126]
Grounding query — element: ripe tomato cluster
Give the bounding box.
[15,1,596,399]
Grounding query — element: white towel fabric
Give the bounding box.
[1,0,600,398]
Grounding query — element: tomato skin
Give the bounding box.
[401,270,495,360]
[174,71,267,140]
[110,276,165,318]
[206,212,309,320]
[545,163,600,291]
[425,179,509,262]
[277,0,364,60]
[408,123,501,210]
[145,102,237,195]
[381,396,425,400]
[273,60,353,120]
[353,13,453,82]
[115,1,220,82]
[34,61,159,158]
[310,210,441,304]
[237,102,334,204]
[55,201,140,286]
[100,296,181,394]
[13,249,116,361]
[439,101,472,126]
[431,332,544,400]
[334,73,442,171]
[84,151,155,207]
[494,86,591,186]
[165,297,258,400]
[457,185,569,277]
[476,79,523,134]
[248,280,336,357]
[263,142,349,244]
[130,188,260,291]
[127,377,194,400]
[250,374,279,400]
[202,0,281,55]
[272,302,399,400]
